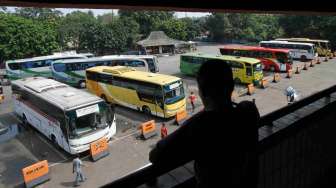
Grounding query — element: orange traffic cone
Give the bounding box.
[316,58,321,64]
[286,69,292,78]
[310,61,314,67]
[303,63,308,70]
[295,66,300,74]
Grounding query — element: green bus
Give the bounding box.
[5,53,87,80]
[180,53,263,85]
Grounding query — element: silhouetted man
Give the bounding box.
[149,60,260,188]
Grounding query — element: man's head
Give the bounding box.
[197,59,234,110]
[162,123,166,127]
[190,91,194,95]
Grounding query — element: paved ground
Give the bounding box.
[0,43,335,187]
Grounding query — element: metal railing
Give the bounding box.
[102,84,336,188]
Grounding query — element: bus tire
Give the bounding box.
[78,81,86,88]
[101,94,109,103]
[142,106,151,116]
[22,114,28,127]
[234,78,241,84]
[301,55,307,62]
[51,135,59,148]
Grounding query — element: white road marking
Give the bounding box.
[49,130,140,168]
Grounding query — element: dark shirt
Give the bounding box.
[149,101,260,188]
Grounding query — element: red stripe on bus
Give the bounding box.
[19,99,57,124]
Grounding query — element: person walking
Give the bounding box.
[188,92,196,113]
[161,123,168,139]
[73,156,87,187]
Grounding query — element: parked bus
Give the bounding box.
[11,77,116,154]
[219,45,293,72]
[259,41,317,61]
[275,38,332,57]
[5,53,87,80]
[180,53,263,85]
[103,55,159,73]
[51,57,150,88]
[86,66,186,118]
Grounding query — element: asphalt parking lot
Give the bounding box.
[1,43,336,187]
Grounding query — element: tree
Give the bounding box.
[0,14,60,63]
[15,7,62,20]
[58,11,97,51]
[155,19,188,41]
[180,17,202,40]
[118,10,174,37]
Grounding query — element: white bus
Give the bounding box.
[103,55,159,73]
[259,41,317,61]
[51,57,150,88]
[11,77,116,154]
[5,53,87,80]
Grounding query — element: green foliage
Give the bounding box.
[155,19,188,41]
[206,13,283,42]
[2,7,336,63]
[118,10,174,37]
[15,7,62,21]
[0,13,60,63]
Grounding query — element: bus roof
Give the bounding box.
[102,55,156,59]
[53,56,146,64]
[6,54,87,64]
[220,45,291,53]
[181,53,261,64]
[12,77,103,111]
[276,38,330,43]
[87,66,180,86]
[260,41,315,46]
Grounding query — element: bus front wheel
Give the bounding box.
[142,106,151,116]
[101,95,107,102]
[301,55,307,62]
[22,114,28,127]
[51,135,59,148]
[78,81,86,88]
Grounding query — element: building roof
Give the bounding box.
[136,31,187,47]
[12,77,102,111]
[220,44,291,53]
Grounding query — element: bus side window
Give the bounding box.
[8,63,21,70]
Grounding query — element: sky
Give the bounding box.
[4,7,210,18]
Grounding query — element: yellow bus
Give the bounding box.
[180,53,263,85]
[275,38,332,57]
[86,66,186,118]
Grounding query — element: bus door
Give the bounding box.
[86,71,99,93]
[245,64,253,83]
[154,87,164,117]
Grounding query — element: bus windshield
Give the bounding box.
[275,52,291,64]
[66,102,113,138]
[164,81,184,105]
[253,63,262,72]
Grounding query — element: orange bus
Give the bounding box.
[220,45,293,72]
